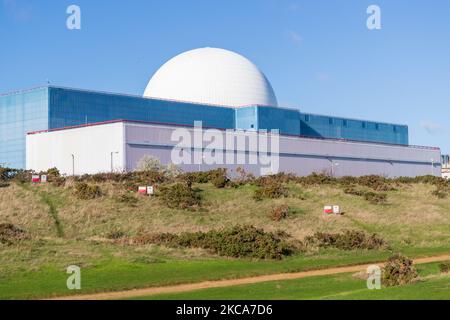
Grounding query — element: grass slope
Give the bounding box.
[0,179,450,299]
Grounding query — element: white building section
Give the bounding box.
[144,47,278,108]
[26,122,126,175]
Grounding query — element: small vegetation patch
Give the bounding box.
[130,225,298,260]
[106,229,127,240]
[253,178,288,201]
[431,185,449,199]
[73,182,102,200]
[439,262,450,274]
[304,230,387,250]
[382,254,418,287]
[344,186,387,205]
[0,223,29,245]
[114,193,139,206]
[0,182,9,188]
[268,205,290,221]
[158,183,202,209]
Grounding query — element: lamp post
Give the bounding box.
[331,160,339,177]
[111,151,119,173]
[71,154,75,176]
[431,158,434,176]
[198,154,206,172]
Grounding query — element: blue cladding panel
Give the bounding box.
[0,88,49,169]
[48,87,235,130]
[258,107,301,135]
[300,113,409,145]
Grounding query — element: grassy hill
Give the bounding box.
[0,169,450,299]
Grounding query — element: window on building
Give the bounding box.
[362,122,367,129]
[393,126,397,132]
[305,115,310,122]
[329,118,334,125]
[343,120,348,127]
[375,123,380,130]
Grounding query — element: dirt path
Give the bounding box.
[52,254,450,300]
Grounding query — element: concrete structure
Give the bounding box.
[1,47,442,177]
[27,120,441,177]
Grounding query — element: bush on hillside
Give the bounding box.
[210,168,229,188]
[115,193,139,206]
[268,205,290,221]
[344,186,387,205]
[382,254,418,287]
[363,191,388,204]
[73,182,102,200]
[0,223,29,245]
[431,185,449,199]
[305,230,387,251]
[131,225,298,260]
[158,183,202,209]
[439,262,450,274]
[297,173,336,186]
[0,182,9,188]
[253,179,288,201]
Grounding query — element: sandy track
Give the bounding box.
[51,254,450,300]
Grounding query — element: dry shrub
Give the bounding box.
[115,193,138,206]
[106,229,127,240]
[73,182,102,200]
[439,262,450,274]
[344,186,387,204]
[382,254,418,287]
[0,223,29,245]
[354,175,394,191]
[210,168,230,188]
[253,178,288,201]
[305,230,387,250]
[0,182,9,188]
[130,225,298,260]
[158,183,202,209]
[269,205,290,221]
[363,191,387,204]
[297,173,335,186]
[431,185,449,199]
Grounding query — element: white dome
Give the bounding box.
[144,48,278,108]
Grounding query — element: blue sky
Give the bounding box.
[1,0,449,152]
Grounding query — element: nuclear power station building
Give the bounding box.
[0,48,442,176]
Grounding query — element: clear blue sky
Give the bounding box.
[1,0,449,152]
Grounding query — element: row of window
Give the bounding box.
[303,115,401,132]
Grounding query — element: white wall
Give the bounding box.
[26,122,125,175]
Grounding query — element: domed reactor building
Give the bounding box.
[0,48,442,176]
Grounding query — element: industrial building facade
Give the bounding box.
[26,119,439,177]
[2,86,409,170]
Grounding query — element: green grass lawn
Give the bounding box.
[134,262,450,300]
[1,241,449,300]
